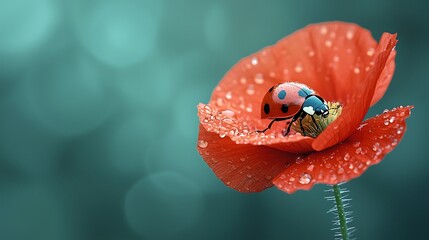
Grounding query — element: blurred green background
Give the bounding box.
[0,0,427,239]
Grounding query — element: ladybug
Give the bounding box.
[258,82,329,136]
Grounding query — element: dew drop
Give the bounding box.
[221,110,235,117]
[308,50,315,57]
[391,139,398,147]
[384,119,390,125]
[294,63,303,73]
[383,109,389,113]
[344,153,350,161]
[219,132,226,138]
[246,174,252,179]
[367,48,375,56]
[246,84,255,95]
[320,26,328,35]
[353,142,360,147]
[353,67,360,74]
[355,147,363,154]
[337,167,344,174]
[198,140,208,148]
[240,157,246,162]
[307,164,314,171]
[397,127,403,134]
[216,98,224,107]
[349,163,354,170]
[295,157,304,164]
[333,56,339,62]
[299,173,312,184]
[346,30,354,40]
[245,105,253,113]
[251,57,258,65]
[289,177,295,182]
[225,91,232,100]
[389,116,395,123]
[254,73,264,84]
[265,176,272,180]
[325,163,332,169]
[325,40,333,47]
[240,77,247,84]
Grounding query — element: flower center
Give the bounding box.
[292,102,342,138]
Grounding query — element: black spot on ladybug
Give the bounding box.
[281,104,289,113]
[264,103,270,114]
[268,86,274,92]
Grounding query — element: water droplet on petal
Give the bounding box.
[338,167,344,174]
[240,157,246,162]
[354,67,360,74]
[289,177,295,182]
[198,140,208,148]
[225,91,232,100]
[353,142,360,147]
[384,120,390,125]
[389,116,395,123]
[320,26,328,35]
[294,63,303,73]
[246,84,255,95]
[346,30,354,40]
[307,165,314,171]
[254,73,264,84]
[295,157,304,164]
[349,163,354,169]
[355,147,363,154]
[367,48,375,56]
[299,173,312,184]
[391,139,398,146]
[325,40,333,47]
[221,110,235,117]
[265,176,272,180]
[308,50,315,57]
[251,57,258,65]
[333,56,339,62]
[246,174,252,179]
[344,153,350,161]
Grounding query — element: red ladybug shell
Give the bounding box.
[261,82,315,119]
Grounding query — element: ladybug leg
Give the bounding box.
[310,115,320,130]
[257,117,291,133]
[299,112,308,136]
[283,113,301,136]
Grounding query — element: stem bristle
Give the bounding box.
[326,184,356,240]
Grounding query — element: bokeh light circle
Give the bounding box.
[28,53,112,136]
[74,0,163,67]
[0,0,58,54]
[125,172,204,238]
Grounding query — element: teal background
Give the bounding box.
[0,0,427,239]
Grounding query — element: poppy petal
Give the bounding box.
[198,103,315,154]
[370,44,397,107]
[197,125,303,192]
[273,106,412,194]
[272,22,377,102]
[209,46,282,130]
[312,33,398,151]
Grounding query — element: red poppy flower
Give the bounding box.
[196,22,412,194]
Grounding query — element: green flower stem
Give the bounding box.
[333,184,349,240]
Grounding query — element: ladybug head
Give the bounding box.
[315,103,329,118]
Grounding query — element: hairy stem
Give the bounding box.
[333,184,349,240]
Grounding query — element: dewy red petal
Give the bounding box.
[271,22,377,102]
[273,106,412,194]
[198,103,314,154]
[312,33,398,151]
[197,125,304,192]
[197,21,411,194]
